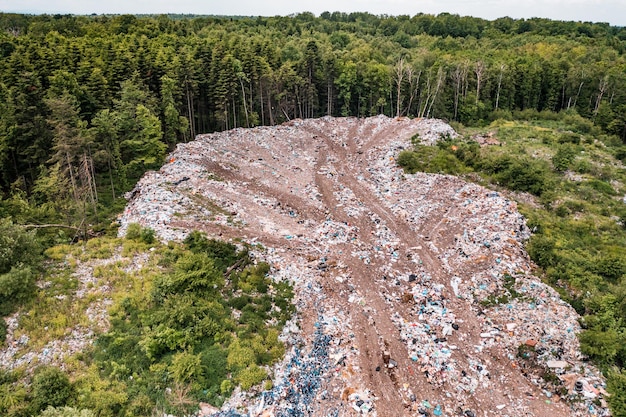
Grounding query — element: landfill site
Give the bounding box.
[120,115,610,417]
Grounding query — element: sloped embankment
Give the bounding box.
[120,116,609,417]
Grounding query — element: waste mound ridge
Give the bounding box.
[121,115,609,417]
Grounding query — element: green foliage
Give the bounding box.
[183,231,244,272]
[236,364,267,390]
[478,154,551,196]
[124,223,142,241]
[0,319,6,343]
[558,132,581,144]
[0,218,42,274]
[594,255,626,282]
[170,351,203,385]
[498,159,550,195]
[551,144,578,172]
[125,223,156,245]
[89,232,293,412]
[607,370,626,416]
[527,235,557,269]
[31,367,74,413]
[586,179,617,196]
[0,267,37,315]
[0,214,43,316]
[399,136,551,196]
[580,329,623,367]
[397,146,468,175]
[39,406,95,417]
[220,379,233,395]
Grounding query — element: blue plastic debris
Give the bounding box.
[213,318,332,417]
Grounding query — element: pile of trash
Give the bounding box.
[118,116,610,417]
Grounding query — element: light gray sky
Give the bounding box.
[1,0,625,27]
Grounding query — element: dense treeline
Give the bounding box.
[1,12,626,210]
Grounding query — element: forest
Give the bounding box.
[1,10,626,416]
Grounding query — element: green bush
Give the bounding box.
[90,232,293,410]
[139,227,156,244]
[0,219,42,274]
[125,223,156,244]
[595,255,626,282]
[201,346,229,389]
[397,147,467,175]
[487,109,513,122]
[236,364,266,390]
[0,268,37,316]
[527,235,557,268]
[586,179,617,196]
[580,328,622,366]
[0,319,6,343]
[492,158,550,196]
[31,367,73,413]
[607,370,626,416]
[552,144,578,172]
[558,132,581,144]
[124,223,142,241]
[183,231,242,272]
[170,351,203,385]
[615,146,626,163]
[563,114,595,134]
[220,379,232,395]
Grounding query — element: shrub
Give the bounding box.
[170,351,203,385]
[607,370,626,416]
[220,379,232,395]
[125,223,156,244]
[183,231,241,272]
[527,235,557,268]
[201,346,228,388]
[562,113,594,134]
[579,328,621,366]
[552,144,578,172]
[558,132,581,144]
[124,223,142,241]
[236,364,266,390]
[595,255,626,282]
[495,159,550,195]
[0,268,36,316]
[139,227,156,244]
[586,179,617,196]
[487,109,513,122]
[0,219,42,274]
[0,319,6,343]
[31,367,73,412]
[397,147,467,175]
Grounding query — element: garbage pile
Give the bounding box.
[118,116,610,417]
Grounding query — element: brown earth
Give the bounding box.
[121,116,608,417]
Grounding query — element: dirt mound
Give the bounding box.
[120,116,609,417]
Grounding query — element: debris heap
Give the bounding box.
[119,116,609,417]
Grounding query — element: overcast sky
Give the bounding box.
[1,0,625,27]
